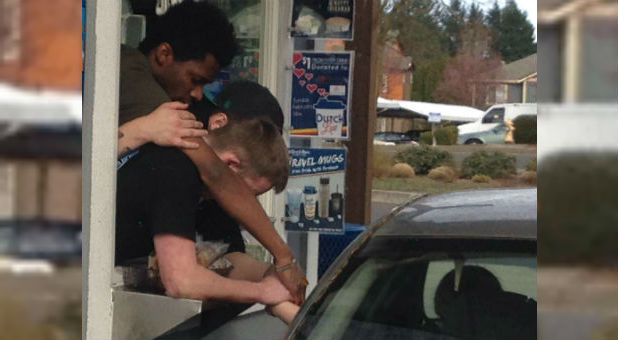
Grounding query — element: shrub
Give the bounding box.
[395,145,453,175]
[513,115,536,144]
[526,156,537,171]
[419,131,432,145]
[428,166,456,182]
[520,170,537,185]
[461,151,516,178]
[373,148,394,178]
[471,174,491,183]
[389,163,415,178]
[419,125,458,145]
[538,152,618,266]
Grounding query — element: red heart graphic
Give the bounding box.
[299,80,306,86]
[254,52,260,59]
[317,88,326,96]
[305,73,314,80]
[306,84,318,93]
[293,68,305,78]
[293,52,303,65]
[249,68,258,75]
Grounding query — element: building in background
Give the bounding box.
[0,0,82,90]
[379,40,414,100]
[471,53,537,108]
[0,0,82,225]
[538,0,618,103]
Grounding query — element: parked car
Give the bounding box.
[457,103,537,144]
[374,131,418,145]
[164,188,537,340]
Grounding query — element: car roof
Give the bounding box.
[374,188,537,240]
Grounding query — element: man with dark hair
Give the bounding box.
[115,0,306,305]
[119,1,238,125]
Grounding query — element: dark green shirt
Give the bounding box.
[118,45,170,125]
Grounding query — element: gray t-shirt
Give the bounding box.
[118,45,170,125]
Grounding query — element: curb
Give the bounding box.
[371,190,423,204]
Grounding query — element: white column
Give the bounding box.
[563,15,581,102]
[82,0,121,338]
[306,232,320,292]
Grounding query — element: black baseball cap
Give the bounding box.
[214,80,284,133]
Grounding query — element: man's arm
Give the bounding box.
[154,233,291,304]
[118,102,207,156]
[181,137,307,304]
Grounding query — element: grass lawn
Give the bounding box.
[372,176,531,194]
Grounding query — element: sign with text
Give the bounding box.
[285,148,345,233]
[290,0,354,40]
[428,112,442,123]
[290,51,353,139]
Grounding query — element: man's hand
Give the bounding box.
[275,261,308,305]
[258,273,293,306]
[141,101,207,149]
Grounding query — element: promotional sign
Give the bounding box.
[290,51,353,139]
[290,0,354,40]
[285,148,345,233]
[428,112,442,123]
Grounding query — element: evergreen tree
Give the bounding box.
[467,2,484,27]
[461,3,490,58]
[440,0,466,56]
[486,0,502,56]
[497,0,536,62]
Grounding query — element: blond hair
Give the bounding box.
[209,119,289,193]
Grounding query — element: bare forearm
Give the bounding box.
[182,138,293,263]
[118,117,148,156]
[166,265,262,303]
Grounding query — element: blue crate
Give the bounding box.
[318,223,366,278]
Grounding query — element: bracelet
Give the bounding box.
[275,258,297,272]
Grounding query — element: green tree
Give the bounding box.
[486,0,536,63]
[440,0,466,56]
[497,0,536,62]
[486,0,502,56]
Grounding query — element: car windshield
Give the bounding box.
[290,238,536,340]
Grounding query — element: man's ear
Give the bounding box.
[219,151,241,172]
[208,112,228,130]
[153,42,175,66]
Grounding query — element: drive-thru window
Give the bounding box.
[83,1,377,338]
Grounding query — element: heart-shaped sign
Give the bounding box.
[293,68,305,78]
[317,88,329,97]
[305,73,314,80]
[249,68,258,75]
[306,84,318,93]
[299,80,306,86]
[293,52,303,65]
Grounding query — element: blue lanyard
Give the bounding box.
[117,149,140,170]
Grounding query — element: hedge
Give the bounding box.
[513,115,536,144]
[395,145,453,175]
[461,151,516,178]
[419,125,458,145]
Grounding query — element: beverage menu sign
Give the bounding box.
[290,0,354,40]
[290,51,353,139]
[285,148,345,233]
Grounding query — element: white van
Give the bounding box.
[457,103,537,144]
